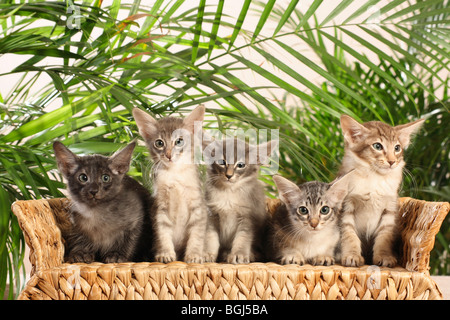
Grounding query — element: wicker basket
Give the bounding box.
[12,197,449,300]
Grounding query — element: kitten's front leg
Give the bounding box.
[102,230,139,263]
[184,204,207,263]
[340,209,364,267]
[66,233,96,263]
[154,208,177,263]
[372,209,398,267]
[203,216,220,262]
[227,226,252,264]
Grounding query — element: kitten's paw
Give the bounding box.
[373,254,397,267]
[227,254,250,264]
[342,254,364,267]
[155,251,176,263]
[103,253,126,264]
[203,253,218,263]
[280,255,305,265]
[185,254,204,264]
[67,252,95,263]
[311,255,335,266]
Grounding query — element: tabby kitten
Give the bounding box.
[338,114,424,267]
[269,173,352,266]
[203,138,277,264]
[53,141,153,263]
[132,105,207,263]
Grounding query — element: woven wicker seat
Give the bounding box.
[12,197,449,300]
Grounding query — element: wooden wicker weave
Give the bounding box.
[12,197,449,300]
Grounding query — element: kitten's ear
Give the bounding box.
[183,104,205,133]
[132,108,158,141]
[327,170,354,204]
[340,115,369,144]
[109,142,135,175]
[395,118,424,147]
[273,175,301,205]
[256,139,279,165]
[53,141,79,177]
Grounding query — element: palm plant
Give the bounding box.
[0,0,448,298]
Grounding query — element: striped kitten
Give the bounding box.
[133,105,208,263]
[338,114,424,267]
[269,172,353,266]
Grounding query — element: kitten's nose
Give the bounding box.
[225,167,234,180]
[388,160,395,166]
[90,190,98,196]
[310,218,319,229]
[165,149,172,160]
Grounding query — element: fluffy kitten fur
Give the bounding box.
[338,114,424,267]
[133,105,207,263]
[53,141,153,263]
[269,173,352,265]
[203,138,277,264]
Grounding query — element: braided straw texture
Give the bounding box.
[12,197,449,300]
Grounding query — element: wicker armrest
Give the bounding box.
[12,198,72,275]
[398,197,449,273]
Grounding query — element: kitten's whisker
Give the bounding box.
[276,224,307,248]
[402,167,418,198]
[150,160,163,181]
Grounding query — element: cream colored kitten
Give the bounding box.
[338,114,424,267]
[133,105,207,263]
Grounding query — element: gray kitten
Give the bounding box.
[203,138,277,264]
[53,141,153,263]
[132,105,207,263]
[269,172,353,266]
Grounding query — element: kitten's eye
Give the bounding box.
[297,206,309,215]
[320,206,330,215]
[174,137,184,147]
[372,142,383,151]
[236,162,246,169]
[78,174,88,183]
[216,159,226,166]
[394,144,401,152]
[102,174,110,183]
[154,139,165,149]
